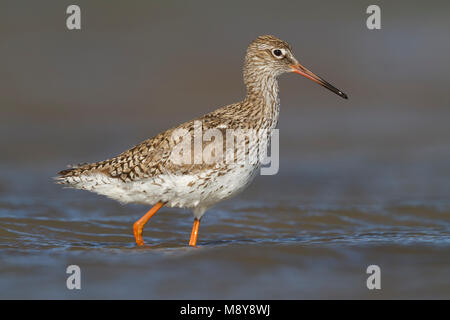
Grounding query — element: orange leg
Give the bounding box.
[133,202,165,246]
[189,218,201,247]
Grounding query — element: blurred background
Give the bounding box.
[0,0,449,299]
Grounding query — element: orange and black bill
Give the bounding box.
[291,64,348,99]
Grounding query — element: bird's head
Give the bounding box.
[245,35,347,99]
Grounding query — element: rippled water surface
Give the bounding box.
[1,153,450,299]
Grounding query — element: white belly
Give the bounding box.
[76,162,259,218]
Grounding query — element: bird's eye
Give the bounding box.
[272,49,284,59]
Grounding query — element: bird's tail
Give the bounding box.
[54,163,91,185]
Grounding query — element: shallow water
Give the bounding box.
[1,128,450,299]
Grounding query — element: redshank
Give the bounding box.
[56,35,347,247]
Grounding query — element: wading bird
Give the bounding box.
[56,35,347,247]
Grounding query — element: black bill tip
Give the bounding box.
[338,91,348,99]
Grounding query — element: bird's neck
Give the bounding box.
[244,73,280,130]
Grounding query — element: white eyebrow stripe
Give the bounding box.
[257,44,271,50]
